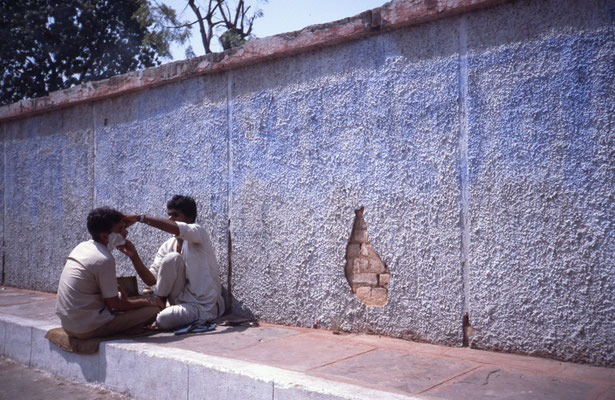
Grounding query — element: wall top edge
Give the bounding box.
[0,0,509,123]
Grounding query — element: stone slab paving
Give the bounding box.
[1,286,614,400]
[0,287,60,323]
[311,349,480,395]
[139,324,302,354]
[0,288,55,306]
[222,330,377,372]
[426,366,612,400]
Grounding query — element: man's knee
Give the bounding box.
[156,309,181,330]
[155,305,196,330]
[155,311,174,330]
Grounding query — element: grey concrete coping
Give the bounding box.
[0,0,511,122]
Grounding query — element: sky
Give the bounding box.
[164,0,388,60]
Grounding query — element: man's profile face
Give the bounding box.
[99,220,128,245]
[110,221,129,238]
[168,208,190,223]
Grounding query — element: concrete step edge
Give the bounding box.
[0,313,418,400]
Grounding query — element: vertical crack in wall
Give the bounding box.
[462,312,475,347]
[458,15,471,341]
[345,207,390,306]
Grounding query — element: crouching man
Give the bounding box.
[55,207,164,339]
[126,195,225,330]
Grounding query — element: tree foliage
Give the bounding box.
[135,1,191,58]
[0,0,172,106]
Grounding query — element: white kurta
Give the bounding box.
[149,222,224,320]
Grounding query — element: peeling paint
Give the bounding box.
[345,207,390,307]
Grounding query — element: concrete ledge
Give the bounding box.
[0,0,510,122]
[0,313,415,400]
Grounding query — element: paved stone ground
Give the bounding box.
[0,356,131,400]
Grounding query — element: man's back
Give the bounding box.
[55,240,117,335]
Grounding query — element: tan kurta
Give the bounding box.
[55,240,118,334]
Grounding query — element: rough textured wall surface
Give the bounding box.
[2,105,95,290]
[0,0,613,366]
[229,20,464,345]
[463,0,615,366]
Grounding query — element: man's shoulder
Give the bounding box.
[189,222,206,232]
[68,240,114,267]
[179,221,206,231]
[177,222,208,240]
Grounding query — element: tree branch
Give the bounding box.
[164,19,200,29]
[188,0,211,54]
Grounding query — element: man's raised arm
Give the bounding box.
[125,214,179,236]
[117,239,157,286]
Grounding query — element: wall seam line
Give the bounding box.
[457,15,470,323]
[29,326,33,367]
[91,105,97,208]
[2,126,6,285]
[226,71,234,311]
[186,363,190,400]
[98,345,102,385]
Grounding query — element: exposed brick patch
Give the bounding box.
[345,207,390,307]
[0,0,511,123]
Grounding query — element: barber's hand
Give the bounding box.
[117,285,129,300]
[148,295,165,309]
[118,240,138,259]
[123,214,140,228]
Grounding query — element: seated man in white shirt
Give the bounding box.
[55,207,164,339]
[126,195,225,330]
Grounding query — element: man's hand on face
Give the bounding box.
[117,239,138,259]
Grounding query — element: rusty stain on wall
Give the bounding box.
[345,207,390,306]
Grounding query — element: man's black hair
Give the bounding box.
[167,195,197,223]
[87,207,124,242]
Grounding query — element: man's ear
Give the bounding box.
[99,231,109,245]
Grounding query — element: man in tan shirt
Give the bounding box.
[55,207,164,339]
